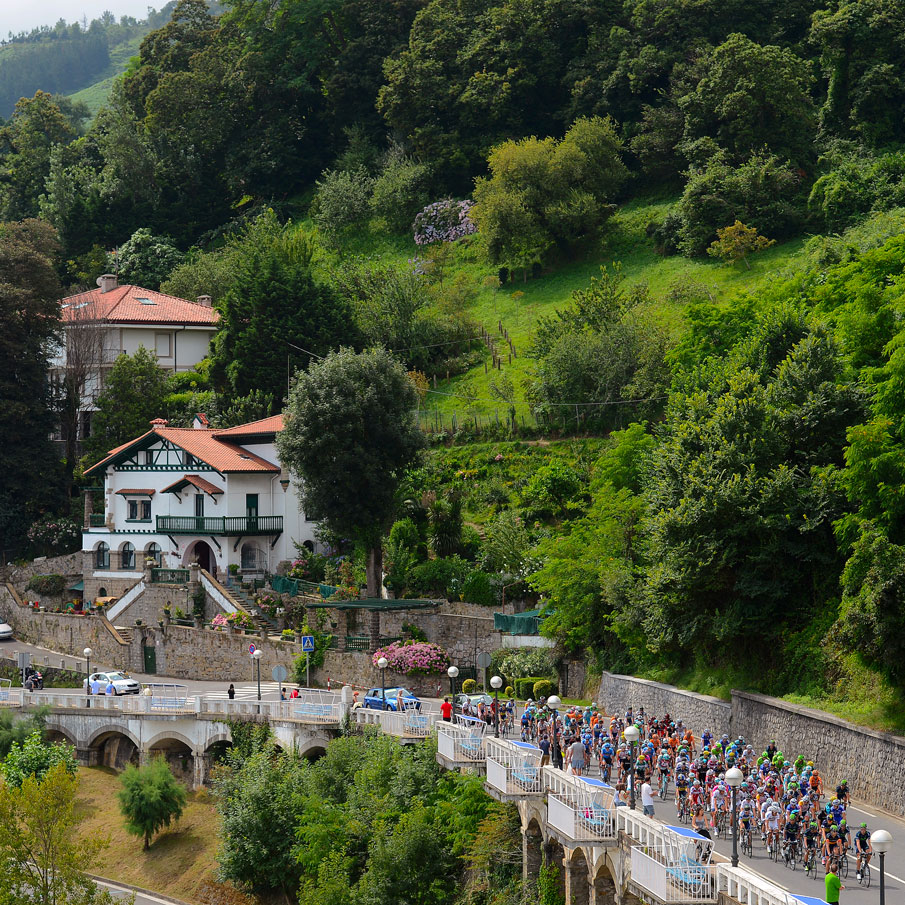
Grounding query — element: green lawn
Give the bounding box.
[324,197,811,422]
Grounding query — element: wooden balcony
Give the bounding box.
[156,515,283,535]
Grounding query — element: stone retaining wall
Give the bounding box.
[596,671,731,737]
[596,669,905,814]
[731,691,905,815]
[1,551,82,586]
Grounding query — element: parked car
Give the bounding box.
[83,671,140,695]
[456,692,493,708]
[363,686,421,711]
[0,622,13,641]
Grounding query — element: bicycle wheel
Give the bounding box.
[840,855,848,879]
[862,865,871,888]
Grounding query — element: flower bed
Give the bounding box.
[372,641,450,676]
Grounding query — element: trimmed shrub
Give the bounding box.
[505,685,514,697]
[514,676,547,699]
[461,678,477,694]
[533,678,558,700]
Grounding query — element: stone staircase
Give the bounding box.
[225,579,281,638]
[116,627,134,643]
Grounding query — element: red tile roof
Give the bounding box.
[161,474,224,495]
[85,420,280,476]
[115,488,156,496]
[60,285,219,327]
[213,415,284,437]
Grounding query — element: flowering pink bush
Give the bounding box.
[413,199,477,245]
[27,516,80,554]
[372,641,450,676]
[211,613,228,630]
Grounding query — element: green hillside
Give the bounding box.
[66,33,144,114]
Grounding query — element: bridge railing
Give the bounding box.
[283,691,341,724]
[32,691,124,710]
[485,737,543,796]
[544,766,617,843]
[383,702,439,739]
[437,715,487,762]
[715,864,790,905]
[352,706,387,729]
[0,681,21,707]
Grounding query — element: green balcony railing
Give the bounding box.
[156,515,283,535]
[88,513,106,527]
[150,568,190,584]
[345,635,372,652]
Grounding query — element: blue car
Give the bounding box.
[364,686,421,711]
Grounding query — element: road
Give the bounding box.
[94,877,190,905]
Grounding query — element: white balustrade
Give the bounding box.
[715,865,789,905]
[437,719,487,762]
[544,766,616,843]
[383,704,437,738]
[485,737,543,796]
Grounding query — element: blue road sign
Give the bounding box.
[248,642,256,655]
[301,635,315,652]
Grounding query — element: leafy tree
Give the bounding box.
[679,33,815,165]
[210,230,351,408]
[472,117,627,272]
[313,167,375,246]
[1,730,77,788]
[0,763,114,905]
[0,219,65,558]
[0,91,79,220]
[707,220,776,268]
[0,709,47,761]
[277,348,424,596]
[666,152,805,256]
[115,227,185,289]
[117,756,187,849]
[214,747,308,896]
[370,147,431,234]
[83,346,171,464]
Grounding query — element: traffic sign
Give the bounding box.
[301,635,315,652]
[476,652,492,669]
[248,643,256,655]
[272,665,288,682]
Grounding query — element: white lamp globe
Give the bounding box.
[624,724,640,743]
[377,656,388,669]
[447,666,459,679]
[491,675,503,689]
[872,828,892,853]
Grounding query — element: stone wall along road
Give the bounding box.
[596,670,731,737]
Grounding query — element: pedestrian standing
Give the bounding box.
[825,864,843,905]
[641,779,656,817]
[90,676,101,696]
[570,737,586,776]
[105,680,114,695]
[396,688,405,712]
[441,697,453,722]
[227,683,235,700]
[280,687,287,701]
[539,735,550,767]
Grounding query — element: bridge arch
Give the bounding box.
[296,736,330,760]
[44,723,78,747]
[523,816,543,884]
[144,730,198,753]
[566,847,590,905]
[88,728,140,770]
[86,724,141,750]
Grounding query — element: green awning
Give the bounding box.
[494,608,546,635]
[67,580,84,592]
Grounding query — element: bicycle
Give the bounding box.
[659,772,670,800]
[677,796,690,824]
[857,862,871,887]
[783,838,798,871]
[714,808,727,839]
[838,851,849,879]
[804,846,818,878]
[741,823,754,858]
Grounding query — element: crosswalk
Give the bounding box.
[204,681,290,701]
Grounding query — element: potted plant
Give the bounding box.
[135,618,143,626]
[228,563,239,575]
[281,629,295,642]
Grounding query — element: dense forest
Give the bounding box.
[5,0,905,729]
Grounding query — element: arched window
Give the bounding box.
[120,542,135,570]
[146,543,162,566]
[95,542,109,569]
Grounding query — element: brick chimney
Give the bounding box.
[196,295,213,307]
[96,274,118,293]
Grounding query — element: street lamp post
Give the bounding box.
[252,649,263,702]
[726,766,743,868]
[378,656,388,711]
[447,666,459,720]
[873,828,892,905]
[548,694,562,770]
[624,723,640,809]
[83,648,92,706]
[491,675,503,737]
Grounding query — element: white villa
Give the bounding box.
[52,274,219,441]
[81,413,316,602]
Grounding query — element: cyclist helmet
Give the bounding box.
[840,819,847,827]
[860,822,867,828]
[810,821,818,829]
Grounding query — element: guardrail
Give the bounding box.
[485,737,543,796]
[631,846,717,903]
[200,569,239,615]
[383,705,437,738]
[106,578,145,621]
[715,865,791,905]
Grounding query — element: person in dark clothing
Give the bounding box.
[227,683,235,700]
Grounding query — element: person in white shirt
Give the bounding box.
[641,780,655,817]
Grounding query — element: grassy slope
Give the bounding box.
[333,197,809,421]
[67,33,143,113]
[76,766,257,905]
